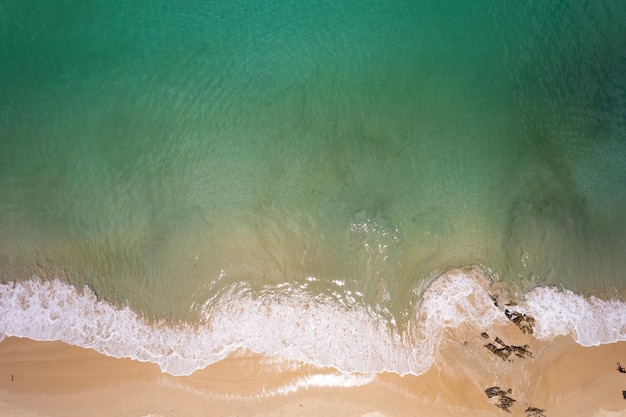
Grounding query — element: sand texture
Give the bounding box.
[0,331,625,417]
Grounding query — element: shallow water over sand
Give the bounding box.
[1,0,625,374]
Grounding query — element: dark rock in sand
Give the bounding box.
[617,362,626,373]
[485,342,513,361]
[485,386,516,413]
[484,335,533,361]
[485,387,508,398]
[505,310,535,334]
[490,293,500,307]
[525,406,546,416]
[481,332,490,339]
[511,344,533,359]
[496,396,516,413]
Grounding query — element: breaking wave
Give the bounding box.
[0,268,624,376]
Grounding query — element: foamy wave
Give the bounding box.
[202,286,418,374]
[0,279,218,375]
[516,287,626,345]
[1,270,624,376]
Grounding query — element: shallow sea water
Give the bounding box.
[1,0,625,375]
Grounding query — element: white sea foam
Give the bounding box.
[515,286,626,345]
[0,270,625,377]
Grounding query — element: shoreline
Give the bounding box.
[1,331,625,417]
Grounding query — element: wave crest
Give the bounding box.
[1,270,624,376]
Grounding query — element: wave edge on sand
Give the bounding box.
[1,268,625,376]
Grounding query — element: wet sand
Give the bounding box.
[0,330,625,417]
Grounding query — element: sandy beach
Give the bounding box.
[1,321,625,417]
[2,1,626,416]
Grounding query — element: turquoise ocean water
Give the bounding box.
[1,1,625,376]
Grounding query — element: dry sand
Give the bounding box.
[0,327,625,417]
